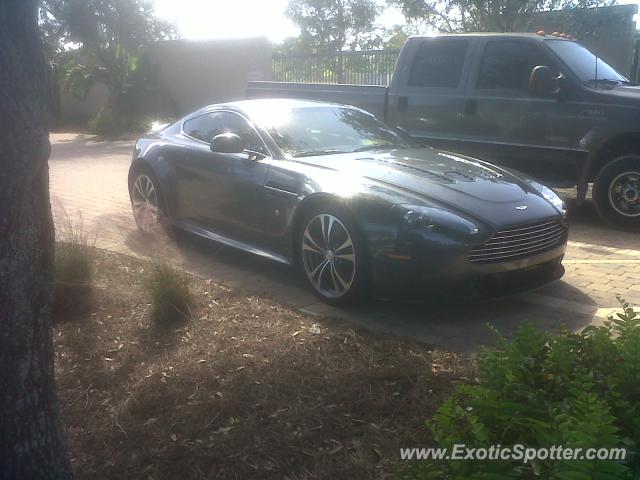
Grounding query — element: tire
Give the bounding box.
[297,204,370,305]
[593,155,640,231]
[129,167,168,233]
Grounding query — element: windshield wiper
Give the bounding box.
[295,149,347,158]
[351,143,407,152]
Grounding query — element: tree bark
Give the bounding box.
[0,1,73,478]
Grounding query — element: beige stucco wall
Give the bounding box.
[58,36,273,121]
[146,37,273,115]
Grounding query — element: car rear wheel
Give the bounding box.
[130,170,165,233]
[298,205,369,304]
[593,155,640,231]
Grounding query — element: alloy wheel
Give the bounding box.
[132,174,160,231]
[608,171,640,218]
[301,214,356,299]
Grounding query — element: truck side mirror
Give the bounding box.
[210,132,245,154]
[529,65,561,98]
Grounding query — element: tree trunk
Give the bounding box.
[0,1,73,478]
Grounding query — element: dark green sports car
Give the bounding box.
[129,99,568,304]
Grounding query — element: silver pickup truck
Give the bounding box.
[248,33,640,230]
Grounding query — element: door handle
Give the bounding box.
[464,99,477,116]
[397,96,408,113]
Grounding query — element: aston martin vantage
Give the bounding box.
[128,99,568,304]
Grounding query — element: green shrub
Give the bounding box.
[146,263,192,326]
[406,296,640,479]
[88,107,119,135]
[88,107,151,135]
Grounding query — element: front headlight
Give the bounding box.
[527,179,567,216]
[393,204,480,236]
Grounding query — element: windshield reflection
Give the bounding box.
[251,106,417,158]
[546,39,627,85]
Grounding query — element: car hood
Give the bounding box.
[296,148,559,225]
[597,85,640,105]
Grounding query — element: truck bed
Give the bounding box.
[246,81,388,119]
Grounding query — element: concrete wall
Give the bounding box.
[526,4,638,77]
[146,37,272,115]
[58,36,273,121]
[59,82,110,122]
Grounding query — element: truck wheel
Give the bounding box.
[593,155,640,231]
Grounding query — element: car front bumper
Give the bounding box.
[370,232,567,300]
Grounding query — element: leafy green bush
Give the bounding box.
[146,263,192,326]
[406,297,640,479]
[87,107,151,135]
[87,107,119,135]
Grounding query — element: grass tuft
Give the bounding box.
[146,263,193,326]
[54,213,95,318]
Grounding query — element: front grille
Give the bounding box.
[469,218,567,264]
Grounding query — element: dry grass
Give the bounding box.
[54,212,96,318]
[145,263,193,326]
[54,249,473,480]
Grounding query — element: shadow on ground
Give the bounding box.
[50,138,135,160]
[91,208,599,353]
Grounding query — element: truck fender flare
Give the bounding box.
[575,127,640,204]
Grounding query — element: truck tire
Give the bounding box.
[593,155,640,231]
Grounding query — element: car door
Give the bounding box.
[457,38,580,184]
[388,37,473,151]
[176,110,273,242]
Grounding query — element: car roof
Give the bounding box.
[408,32,574,42]
[187,98,361,119]
[229,98,344,110]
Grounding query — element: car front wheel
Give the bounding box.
[130,170,165,233]
[298,205,369,304]
[593,155,640,231]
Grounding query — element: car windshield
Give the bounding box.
[250,105,417,158]
[545,39,629,86]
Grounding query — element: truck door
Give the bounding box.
[388,37,472,152]
[457,38,580,184]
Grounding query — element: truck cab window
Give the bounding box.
[477,41,556,93]
[408,39,469,88]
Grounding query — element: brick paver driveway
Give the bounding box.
[49,133,640,351]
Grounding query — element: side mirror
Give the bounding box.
[210,132,244,154]
[529,65,561,98]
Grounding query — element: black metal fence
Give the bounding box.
[272,50,400,85]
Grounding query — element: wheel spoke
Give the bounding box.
[334,237,355,263]
[312,260,330,289]
[146,179,155,199]
[325,215,336,246]
[134,179,145,200]
[318,215,329,248]
[335,252,355,263]
[303,230,325,255]
[331,263,348,291]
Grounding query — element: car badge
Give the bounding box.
[515,205,528,210]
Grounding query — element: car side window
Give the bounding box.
[476,41,557,93]
[183,112,269,155]
[408,39,469,88]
